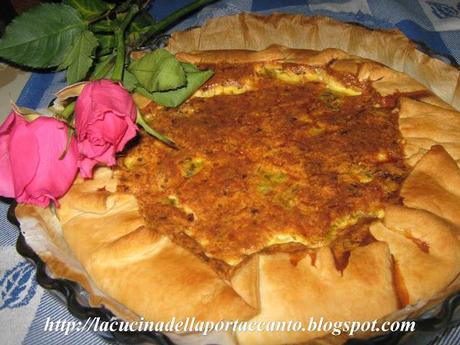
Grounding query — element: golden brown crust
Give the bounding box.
[370,146,460,308]
[15,202,142,321]
[357,62,426,96]
[399,99,460,166]
[401,145,460,227]
[177,45,430,100]
[237,243,397,345]
[168,13,460,108]
[176,44,349,66]
[370,205,460,305]
[231,256,260,309]
[175,44,435,101]
[54,168,257,322]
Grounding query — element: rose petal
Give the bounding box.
[0,112,25,197]
[75,80,136,131]
[0,111,25,134]
[8,118,40,198]
[78,136,111,159]
[78,156,98,178]
[77,139,116,178]
[116,119,138,152]
[99,111,129,144]
[16,190,54,207]
[23,117,78,201]
[74,80,139,178]
[0,136,14,197]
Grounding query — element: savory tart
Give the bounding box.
[122,52,406,273]
[16,14,460,345]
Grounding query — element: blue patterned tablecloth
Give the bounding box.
[2,1,460,344]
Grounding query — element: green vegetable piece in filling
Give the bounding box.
[319,91,341,111]
[257,169,287,194]
[328,209,385,237]
[167,195,179,206]
[180,157,205,177]
[273,185,299,209]
[350,164,375,184]
[123,155,143,169]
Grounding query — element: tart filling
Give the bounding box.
[118,62,409,272]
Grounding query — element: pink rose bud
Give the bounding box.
[75,79,138,178]
[0,111,78,207]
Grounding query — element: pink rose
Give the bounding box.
[75,79,138,178]
[0,111,78,207]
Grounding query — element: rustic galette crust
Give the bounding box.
[15,17,460,345]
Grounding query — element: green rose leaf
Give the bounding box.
[96,33,115,56]
[91,19,114,33]
[136,62,214,108]
[128,49,186,92]
[0,4,87,68]
[122,69,139,92]
[90,54,115,80]
[128,10,156,33]
[126,10,156,45]
[136,111,177,148]
[59,30,98,84]
[63,0,113,20]
[180,62,202,73]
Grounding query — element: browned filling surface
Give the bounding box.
[118,62,409,276]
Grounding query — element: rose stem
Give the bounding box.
[138,0,219,47]
[112,5,140,81]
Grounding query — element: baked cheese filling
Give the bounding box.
[118,62,408,274]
